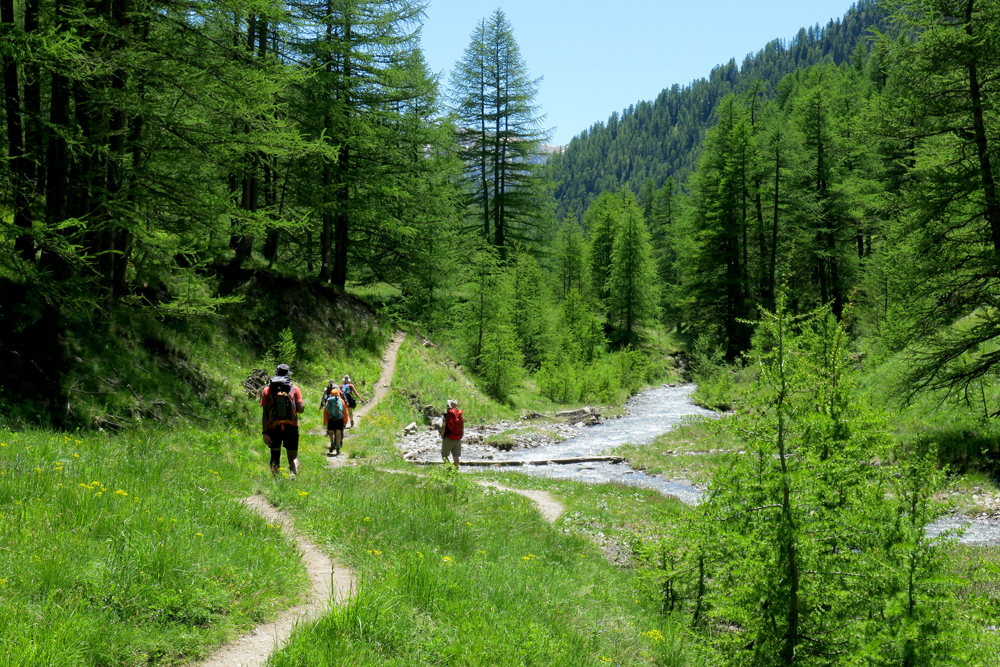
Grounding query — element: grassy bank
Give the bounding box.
[1,285,706,665]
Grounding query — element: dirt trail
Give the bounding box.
[191,497,355,667]
[195,331,560,667]
[353,331,406,427]
[192,331,409,667]
[326,331,406,468]
[477,482,565,523]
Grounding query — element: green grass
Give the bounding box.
[264,464,708,667]
[615,421,737,486]
[0,426,306,666]
[23,286,1000,666]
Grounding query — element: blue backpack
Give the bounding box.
[341,383,357,408]
[325,394,344,420]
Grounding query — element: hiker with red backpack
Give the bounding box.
[322,383,345,456]
[260,364,305,477]
[340,375,366,428]
[440,399,464,467]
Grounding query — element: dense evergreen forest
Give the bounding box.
[2,0,999,447]
[549,0,893,220]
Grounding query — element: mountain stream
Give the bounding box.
[483,383,999,546]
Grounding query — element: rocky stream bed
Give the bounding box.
[396,383,1000,546]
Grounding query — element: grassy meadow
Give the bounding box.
[6,287,1000,666]
[1,315,710,666]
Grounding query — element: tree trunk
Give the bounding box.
[479,47,490,243]
[770,146,780,312]
[965,0,1000,258]
[331,15,351,288]
[2,0,34,260]
[23,0,41,192]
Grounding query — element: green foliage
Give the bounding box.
[463,251,524,403]
[608,191,661,345]
[450,8,549,256]
[510,251,551,369]
[276,327,297,368]
[549,0,892,219]
[688,335,733,411]
[536,347,654,407]
[689,295,962,665]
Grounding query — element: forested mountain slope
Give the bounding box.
[549,0,892,220]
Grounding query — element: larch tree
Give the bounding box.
[607,190,660,345]
[450,8,547,260]
[881,0,1000,401]
[289,0,436,287]
[584,190,623,309]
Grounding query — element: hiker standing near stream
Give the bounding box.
[440,399,463,467]
[261,364,305,477]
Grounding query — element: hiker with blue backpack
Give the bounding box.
[322,382,346,456]
[340,375,366,428]
[260,364,305,477]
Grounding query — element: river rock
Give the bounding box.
[556,407,594,424]
[403,421,418,434]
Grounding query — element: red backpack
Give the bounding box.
[444,408,464,440]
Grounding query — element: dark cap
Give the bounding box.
[275,364,291,376]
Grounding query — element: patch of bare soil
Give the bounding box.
[190,496,355,667]
[477,481,565,524]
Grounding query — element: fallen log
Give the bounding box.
[408,455,625,467]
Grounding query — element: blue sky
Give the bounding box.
[419,0,861,146]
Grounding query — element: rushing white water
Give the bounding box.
[924,515,1000,546]
[489,384,714,504]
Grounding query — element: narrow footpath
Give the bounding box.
[191,496,354,667]
[327,330,407,469]
[195,330,563,667]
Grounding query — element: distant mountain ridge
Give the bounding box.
[549,0,892,220]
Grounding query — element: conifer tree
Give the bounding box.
[678,95,753,357]
[450,8,547,259]
[697,295,956,663]
[553,215,587,301]
[881,0,1000,399]
[289,0,438,287]
[607,191,660,345]
[584,191,623,308]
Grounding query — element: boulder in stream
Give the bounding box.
[556,407,596,424]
